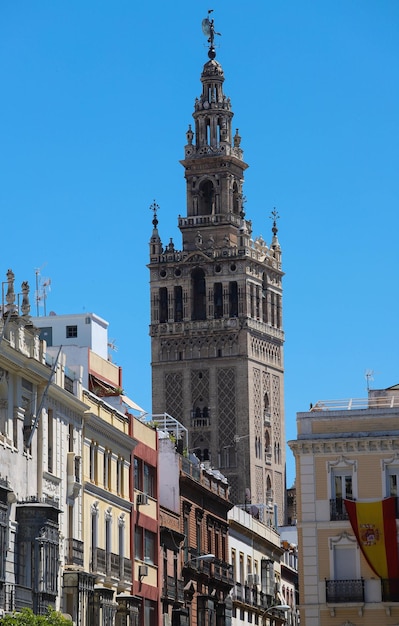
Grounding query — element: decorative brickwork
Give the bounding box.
[191,370,210,408]
[272,375,281,442]
[255,464,264,505]
[217,368,236,450]
[165,372,183,423]
[251,337,282,365]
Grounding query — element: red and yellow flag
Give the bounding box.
[344,497,399,579]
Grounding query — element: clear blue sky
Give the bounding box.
[1,1,398,487]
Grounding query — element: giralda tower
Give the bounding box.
[149,15,285,523]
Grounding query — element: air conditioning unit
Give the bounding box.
[137,492,149,506]
[139,564,148,579]
[247,573,259,586]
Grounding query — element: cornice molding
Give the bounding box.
[84,481,132,512]
[289,438,399,455]
[84,412,137,455]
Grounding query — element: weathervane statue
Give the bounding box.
[202,9,221,60]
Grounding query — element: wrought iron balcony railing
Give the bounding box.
[91,548,131,582]
[330,498,350,521]
[325,578,364,603]
[381,578,399,602]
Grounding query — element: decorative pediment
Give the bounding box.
[183,251,213,264]
[327,455,357,473]
[382,453,399,470]
[329,531,357,550]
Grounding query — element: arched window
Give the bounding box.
[264,393,270,419]
[262,273,268,323]
[214,283,223,318]
[198,180,214,215]
[192,268,206,320]
[264,431,271,460]
[174,286,183,322]
[266,476,272,502]
[229,281,238,317]
[232,181,240,215]
[159,287,168,323]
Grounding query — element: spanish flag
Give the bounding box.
[344,497,399,579]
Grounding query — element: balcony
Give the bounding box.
[330,498,350,521]
[15,585,33,611]
[122,557,132,584]
[163,576,185,603]
[65,538,84,567]
[191,410,211,429]
[231,582,273,610]
[213,559,233,584]
[381,578,399,602]
[325,579,364,603]
[91,548,132,583]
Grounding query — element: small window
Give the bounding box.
[66,325,78,338]
[144,463,155,497]
[145,530,156,564]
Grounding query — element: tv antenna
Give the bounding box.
[35,265,51,316]
[365,369,374,392]
[108,338,118,353]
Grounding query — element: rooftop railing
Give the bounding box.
[310,396,399,412]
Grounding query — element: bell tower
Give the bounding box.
[149,15,286,524]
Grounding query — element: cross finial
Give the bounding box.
[149,200,160,229]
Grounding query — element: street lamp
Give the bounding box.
[262,605,290,625]
[177,554,216,626]
[184,553,215,566]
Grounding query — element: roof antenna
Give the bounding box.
[365,369,374,392]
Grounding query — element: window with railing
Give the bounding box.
[0,505,7,581]
[385,466,399,518]
[144,463,155,497]
[330,470,353,520]
[381,578,399,602]
[325,578,364,603]
[47,409,54,473]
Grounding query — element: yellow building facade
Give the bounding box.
[289,386,399,626]
[82,390,138,624]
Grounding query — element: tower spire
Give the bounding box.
[270,208,280,246]
[149,200,162,257]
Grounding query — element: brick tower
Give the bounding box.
[149,15,285,523]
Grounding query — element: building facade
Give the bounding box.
[0,270,87,618]
[289,387,399,626]
[149,15,286,523]
[131,415,160,626]
[158,429,233,626]
[229,506,294,626]
[33,310,152,625]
